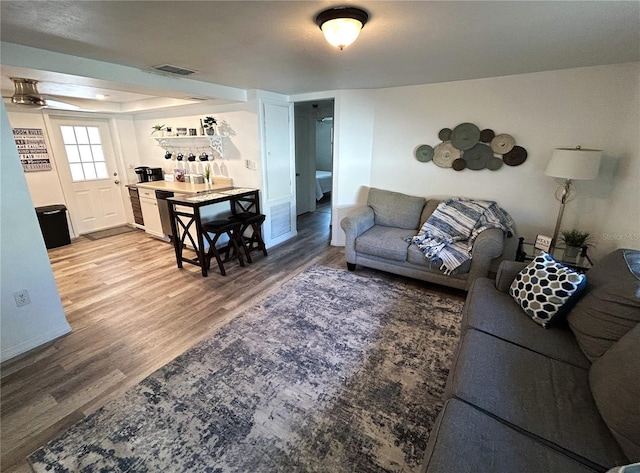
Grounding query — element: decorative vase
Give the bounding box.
[563,245,581,262]
[206,128,215,136]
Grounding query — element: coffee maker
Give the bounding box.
[134,166,163,182]
[134,166,150,182]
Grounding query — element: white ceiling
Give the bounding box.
[1,1,638,111]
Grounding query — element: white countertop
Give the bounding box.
[136,177,233,195]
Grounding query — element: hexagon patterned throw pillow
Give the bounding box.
[510,252,587,328]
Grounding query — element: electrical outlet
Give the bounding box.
[13,289,31,307]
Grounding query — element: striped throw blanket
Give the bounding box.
[407,198,514,274]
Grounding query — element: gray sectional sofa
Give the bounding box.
[421,248,640,472]
[340,188,506,291]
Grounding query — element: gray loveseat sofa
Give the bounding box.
[340,188,506,291]
[421,248,640,472]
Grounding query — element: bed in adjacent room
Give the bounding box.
[315,170,332,200]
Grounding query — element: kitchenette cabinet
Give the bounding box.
[138,187,164,238]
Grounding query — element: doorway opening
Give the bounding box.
[294,99,334,229]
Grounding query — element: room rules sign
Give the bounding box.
[12,127,52,172]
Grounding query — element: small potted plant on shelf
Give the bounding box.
[203,116,217,135]
[151,124,165,136]
[561,229,593,261]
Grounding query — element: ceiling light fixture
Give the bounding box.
[315,7,369,50]
[10,78,46,107]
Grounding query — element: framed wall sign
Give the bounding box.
[12,128,52,172]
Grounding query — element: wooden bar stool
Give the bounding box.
[202,219,245,276]
[227,212,268,264]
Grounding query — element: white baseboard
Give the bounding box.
[1,323,71,363]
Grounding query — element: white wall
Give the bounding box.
[329,90,376,245]
[367,63,640,261]
[7,110,67,207]
[1,102,71,362]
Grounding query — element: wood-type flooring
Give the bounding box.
[1,204,463,472]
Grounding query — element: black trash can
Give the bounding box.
[35,204,71,249]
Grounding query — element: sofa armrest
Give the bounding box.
[340,206,375,264]
[495,260,529,293]
[465,228,504,290]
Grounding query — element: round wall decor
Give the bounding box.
[490,134,515,154]
[480,128,495,143]
[463,143,492,170]
[433,142,460,168]
[450,122,481,151]
[438,128,452,141]
[487,157,504,171]
[414,122,527,171]
[503,145,528,166]
[414,144,434,162]
[452,158,467,171]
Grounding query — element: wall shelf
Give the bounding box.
[153,136,224,157]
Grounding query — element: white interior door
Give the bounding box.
[261,99,296,247]
[49,117,127,235]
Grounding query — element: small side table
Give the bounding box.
[515,237,593,272]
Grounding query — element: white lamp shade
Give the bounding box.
[545,147,602,180]
[321,18,364,49]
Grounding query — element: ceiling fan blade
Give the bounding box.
[42,98,80,110]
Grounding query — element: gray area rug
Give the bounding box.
[29,265,463,472]
[83,226,137,240]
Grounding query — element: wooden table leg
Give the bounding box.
[194,207,208,277]
[169,202,183,269]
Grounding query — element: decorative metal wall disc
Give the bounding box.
[433,142,460,168]
[480,129,495,143]
[452,158,466,171]
[503,146,528,166]
[490,134,515,154]
[414,144,434,162]
[487,157,504,171]
[463,143,492,170]
[450,123,481,151]
[438,128,452,141]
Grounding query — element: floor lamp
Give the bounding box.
[545,146,602,250]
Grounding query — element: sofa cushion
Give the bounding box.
[421,399,598,473]
[367,188,426,230]
[463,277,590,369]
[590,323,640,462]
[567,252,640,361]
[355,225,411,261]
[446,329,628,469]
[509,252,586,328]
[407,244,471,274]
[418,199,440,228]
[583,248,640,288]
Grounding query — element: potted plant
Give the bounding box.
[151,124,165,136]
[560,229,593,260]
[203,164,212,186]
[203,116,217,135]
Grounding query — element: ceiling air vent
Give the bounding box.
[152,64,198,76]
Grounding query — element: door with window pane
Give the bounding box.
[50,118,126,235]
